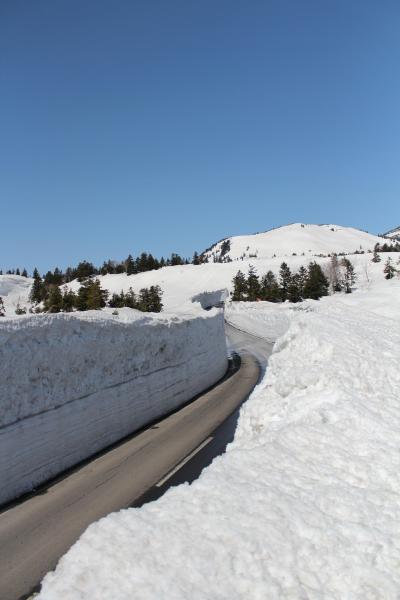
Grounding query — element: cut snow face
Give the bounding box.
[0,307,227,504]
[38,275,400,599]
[203,223,383,262]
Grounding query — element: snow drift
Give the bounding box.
[0,308,227,505]
[38,278,400,599]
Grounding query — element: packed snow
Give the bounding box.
[38,260,400,599]
[0,307,227,504]
[203,223,383,262]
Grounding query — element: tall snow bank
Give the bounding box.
[39,285,400,599]
[0,308,227,504]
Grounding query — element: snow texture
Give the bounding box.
[0,308,227,504]
[203,223,384,262]
[38,276,400,599]
[0,274,32,314]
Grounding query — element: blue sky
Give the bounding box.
[1,0,399,273]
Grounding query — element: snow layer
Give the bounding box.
[0,308,227,504]
[39,277,400,599]
[204,223,383,262]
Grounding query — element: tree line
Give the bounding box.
[0,249,209,284]
[27,272,163,315]
[232,256,356,303]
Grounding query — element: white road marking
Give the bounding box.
[155,436,214,487]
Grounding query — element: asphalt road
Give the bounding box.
[0,323,271,600]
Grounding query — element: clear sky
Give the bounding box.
[1,0,399,273]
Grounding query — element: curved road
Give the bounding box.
[0,322,273,600]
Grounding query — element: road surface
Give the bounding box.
[0,322,273,600]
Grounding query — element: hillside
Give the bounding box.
[202,223,383,262]
[383,226,400,241]
[0,275,32,315]
[0,223,396,316]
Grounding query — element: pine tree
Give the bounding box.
[297,265,308,297]
[0,296,5,317]
[246,265,260,301]
[21,269,28,278]
[287,273,302,303]
[126,254,136,275]
[192,252,200,265]
[16,268,20,276]
[61,286,77,312]
[260,271,280,302]
[279,262,292,301]
[86,279,108,310]
[340,258,356,293]
[29,268,44,304]
[303,262,329,300]
[125,287,138,308]
[231,270,248,301]
[383,257,396,280]
[44,285,63,313]
[371,245,381,263]
[138,288,150,311]
[147,286,163,312]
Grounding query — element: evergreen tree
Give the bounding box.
[16,268,20,276]
[44,285,63,313]
[0,296,5,317]
[86,279,108,310]
[126,254,136,275]
[371,245,381,263]
[297,265,308,296]
[340,258,356,293]
[231,270,248,301]
[29,268,44,304]
[260,271,280,302]
[287,273,302,303]
[147,285,163,312]
[61,286,77,312]
[125,287,138,308]
[76,282,90,311]
[246,265,260,301]
[138,287,151,311]
[279,262,292,301]
[303,262,329,300]
[21,269,28,278]
[76,260,96,281]
[383,257,396,280]
[192,252,200,265]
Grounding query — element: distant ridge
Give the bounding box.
[202,223,384,263]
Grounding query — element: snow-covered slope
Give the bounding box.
[64,250,398,313]
[383,226,400,241]
[203,223,383,262]
[0,274,32,314]
[0,307,227,504]
[38,275,400,600]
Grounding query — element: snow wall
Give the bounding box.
[0,308,228,505]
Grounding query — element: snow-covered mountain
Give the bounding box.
[0,223,393,316]
[383,226,400,241]
[202,223,383,262]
